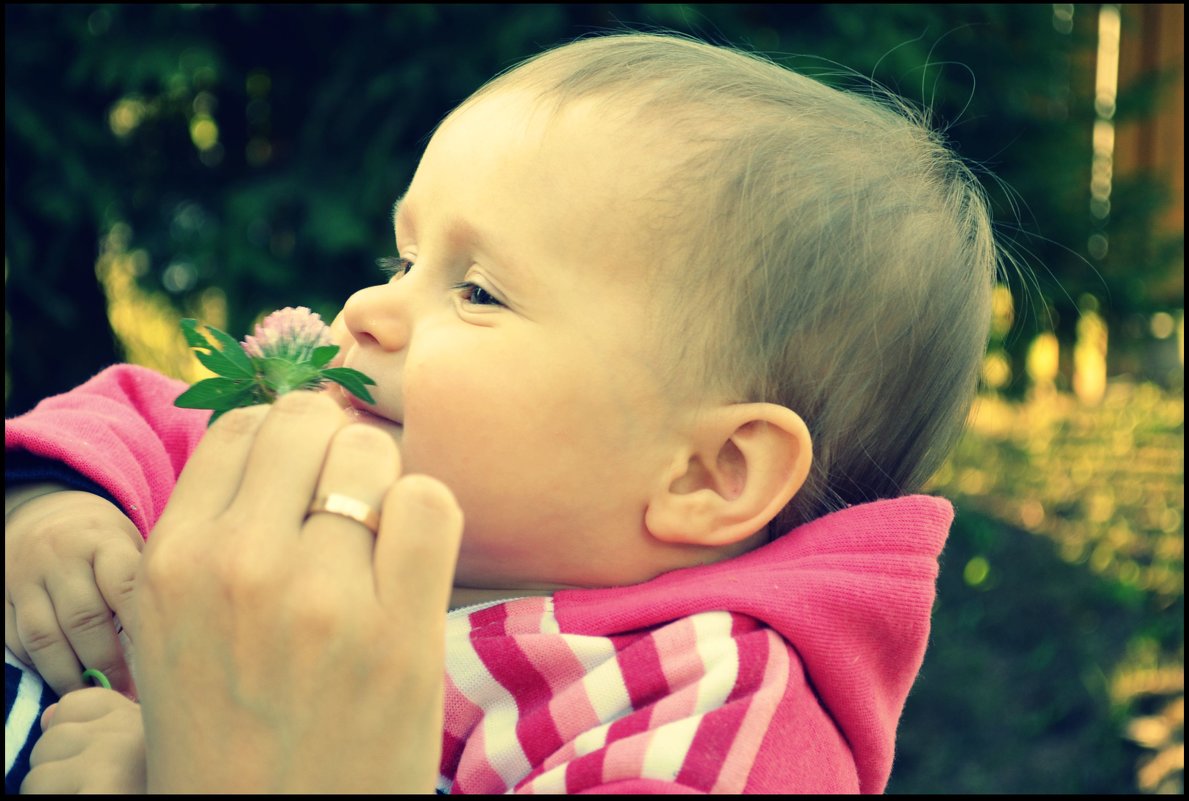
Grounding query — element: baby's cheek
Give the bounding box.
[401,371,512,487]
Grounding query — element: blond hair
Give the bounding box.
[459,32,999,535]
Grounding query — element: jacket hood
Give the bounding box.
[554,495,952,793]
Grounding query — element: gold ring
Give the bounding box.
[307,493,380,535]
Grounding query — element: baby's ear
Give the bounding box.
[644,404,811,549]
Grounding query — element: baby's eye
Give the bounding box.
[376,256,412,281]
[452,281,503,308]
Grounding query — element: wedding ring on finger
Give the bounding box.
[306,493,381,535]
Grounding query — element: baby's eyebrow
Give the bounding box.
[390,193,512,282]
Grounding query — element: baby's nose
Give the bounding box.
[341,284,412,352]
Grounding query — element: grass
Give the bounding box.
[887,383,1183,794]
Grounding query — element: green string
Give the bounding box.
[81,668,112,690]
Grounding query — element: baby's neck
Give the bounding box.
[448,586,555,612]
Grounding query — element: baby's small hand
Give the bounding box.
[21,687,146,794]
[4,490,143,697]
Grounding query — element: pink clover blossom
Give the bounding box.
[241,306,333,363]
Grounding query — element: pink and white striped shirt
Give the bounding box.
[7,365,951,793]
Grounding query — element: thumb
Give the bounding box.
[374,475,463,614]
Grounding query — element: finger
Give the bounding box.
[47,686,134,724]
[22,760,83,795]
[302,424,400,567]
[227,391,351,538]
[155,404,270,531]
[5,597,32,666]
[93,535,141,646]
[28,734,86,775]
[12,585,85,697]
[114,620,138,701]
[45,568,132,696]
[374,475,463,613]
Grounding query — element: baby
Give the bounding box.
[6,31,998,793]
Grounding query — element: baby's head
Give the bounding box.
[334,33,997,592]
[459,32,1000,531]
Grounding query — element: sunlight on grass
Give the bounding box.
[932,386,1183,600]
[927,384,1185,793]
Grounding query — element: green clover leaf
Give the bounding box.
[320,367,377,405]
[174,309,378,426]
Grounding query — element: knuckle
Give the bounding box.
[17,621,62,658]
[140,539,187,590]
[14,604,58,649]
[98,566,137,605]
[217,556,267,597]
[44,525,87,560]
[59,604,114,637]
[285,580,343,636]
[212,542,284,603]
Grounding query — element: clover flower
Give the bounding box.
[242,306,333,362]
[175,306,375,426]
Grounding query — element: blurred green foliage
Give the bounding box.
[6,4,1182,415]
[898,384,1184,793]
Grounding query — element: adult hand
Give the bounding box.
[131,392,463,793]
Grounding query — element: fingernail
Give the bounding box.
[41,703,57,729]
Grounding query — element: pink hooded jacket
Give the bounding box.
[6,364,950,793]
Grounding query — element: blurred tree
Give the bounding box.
[6,4,1181,415]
